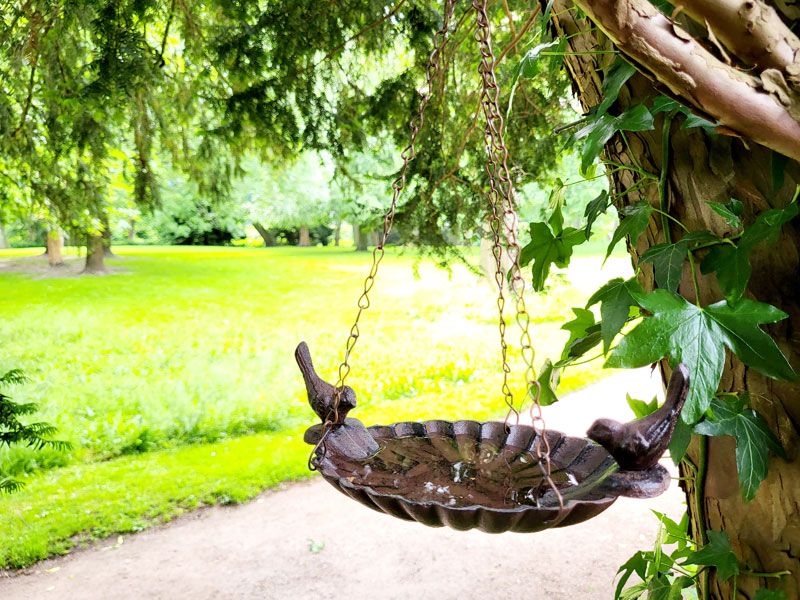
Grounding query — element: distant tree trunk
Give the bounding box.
[101,213,115,258]
[369,230,380,247]
[354,224,368,252]
[298,226,311,247]
[252,222,276,246]
[0,224,8,249]
[334,221,341,247]
[128,222,136,243]
[83,234,106,274]
[46,230,64,267]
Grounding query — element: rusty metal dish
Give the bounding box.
[297,342,687,534]
[307,418,670,533]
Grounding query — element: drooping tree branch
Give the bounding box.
[679,0,800,73]
[573,0,800,161]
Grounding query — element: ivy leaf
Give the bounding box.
[627,394,658,419]
[754,590,788,600]
[615,551,649,600]
[694,395,786,501]
[576,104,654,174]
[586,277,643,352]
[557,308,602,366]
[683,530,739,581]
[606,291,794,423]
[707,199,743,229]
[584,189,610,239]
[520,222,585,291]
[652,510,689,547]
[606,202,654,260]
[668,417,692,464]
[702,200,799,304]
[507,40,560,117]
[705,300,795,381]
[597,57,637,115]
[701,244,750,305]
[536,359,561,406]
[640,240,688,292]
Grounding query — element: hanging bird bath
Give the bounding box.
[298,343,689,534]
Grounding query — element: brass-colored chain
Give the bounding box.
[309,0,457,470]
[472,0,562,508]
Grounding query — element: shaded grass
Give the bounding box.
[0,245,631,567]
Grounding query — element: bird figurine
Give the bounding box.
[295,341,356,424]
[295,342,379,461]
[587,364,690,471]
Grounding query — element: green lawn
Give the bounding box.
[0,245,630,567]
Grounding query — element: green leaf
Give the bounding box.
[615,551,649,599]
[652,510,689,546]
[606,290,727,423]
[640,240,688,292]
[576,105,654,174]
[597,58,637,115]
[615,104,654,131]
[557,308,602,366]
[668,417,692,464]
[702,200,798,304]
[700,244,751,305]
[627,393,658,419]
[707,200,743,229]
[705,300,795,381]
[540,0,555,37]
[694,395,786,501]
[606,202,654,260]
[754,589,788,600]
[584,189,610,239]
[608,291,795,423]
[684,530,739,581]
[586,277,643,352]
[536,359,561,406]
[520,222,585,291]
[547,182,566,233]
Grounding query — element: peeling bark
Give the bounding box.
[574,0,800,161]
[680,0,800,73]
[550,3,800,598]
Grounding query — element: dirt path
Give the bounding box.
[0,370,684,600]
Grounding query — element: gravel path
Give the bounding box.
[0,370,684,599]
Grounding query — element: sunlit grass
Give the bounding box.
[0,245,630,567]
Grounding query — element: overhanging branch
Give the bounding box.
[573,0,800,161]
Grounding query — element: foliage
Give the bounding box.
[0,370,69,493]
[615,512,789,599]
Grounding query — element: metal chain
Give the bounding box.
[309,0,457,469]
[472,0,562,508]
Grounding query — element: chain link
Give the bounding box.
[309,0,457,470]
[311,0,562,512]
[472,0,561,509]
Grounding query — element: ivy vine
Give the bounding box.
[514,52,798,598]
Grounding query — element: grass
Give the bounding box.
[0,245,631,568]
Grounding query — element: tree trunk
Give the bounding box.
[298,226,311,247]
[101,212,115,258]
[252,222,276,246]
[354,224,368,252]
[46,230,64,267]
[0,224,8,249]
[83,234,106,274]
[552,5,800,598]
[334,221,341,247]
[128,222,136,243]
